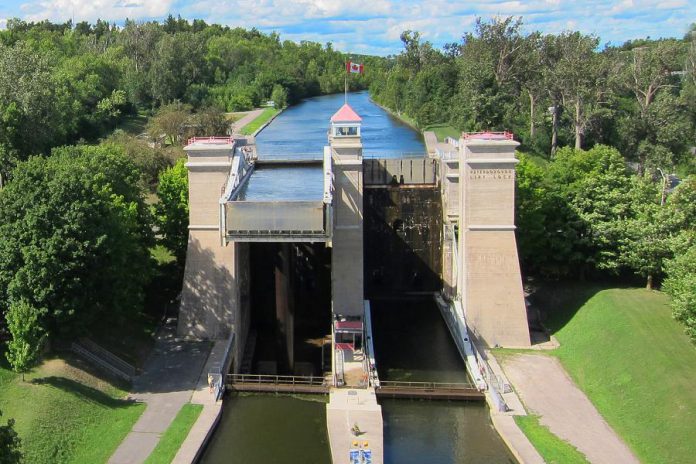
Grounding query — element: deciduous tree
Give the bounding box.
[154,158,189,265]
[663,245,696,341]
[5,299,46,381]
[0,145,153,338]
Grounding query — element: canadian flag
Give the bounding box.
[346,61,364,74]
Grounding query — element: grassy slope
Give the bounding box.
[240,107,280,135]
[422,123,460,141]
[0,355,144,464]
[534,284,696,464]
[144,403,203,464]
[514,415,589,464]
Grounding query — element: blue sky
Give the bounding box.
[0,0,694,55]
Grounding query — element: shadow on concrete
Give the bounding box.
[179,237,239,341]
[363,185,442,298]
[130,321,211,395]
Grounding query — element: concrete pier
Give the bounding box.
[327,388,383,464]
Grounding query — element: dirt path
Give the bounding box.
[501,353,639,464]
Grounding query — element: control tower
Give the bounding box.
[328,104,365,320]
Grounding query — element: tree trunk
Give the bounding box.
[574,99,582,150]
[551,105,559,156]
[646,274,654,290]
[529,91,535,139]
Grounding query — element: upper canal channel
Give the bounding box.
[199,91,516,464]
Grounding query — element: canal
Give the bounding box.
[199,91,515,463]
[256,90,424,158]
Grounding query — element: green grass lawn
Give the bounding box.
[514,415,589,464]
[422,123,460,141]
[520,151,550,168]
[116,110,149,135]
[0,355,145,464]
[144,403,203,464]
[531,283,696,464]
[240,107,280,135]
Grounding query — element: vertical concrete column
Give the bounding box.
[178,139,240,341]
[457,135,531,347]
[274,243,295,372]
[329,104,364,318]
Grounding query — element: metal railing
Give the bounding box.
[71,342,132,382]
[445,136,460,147]
[257,153,324,161]
[187,136,234,145]
[378,380,477,390]
[227,373,327,387]
[478,358,512,394]
[79,339,136,377]
[363,152,427,159]
[334,349,346,387]
[462,131,514,141]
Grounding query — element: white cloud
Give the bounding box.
[609,0,633,14]
[656,0,687,9]
[10,0,696,55]
[21,0,174,23]
[0,18,6,29]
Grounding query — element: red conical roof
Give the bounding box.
[330,103,362,123]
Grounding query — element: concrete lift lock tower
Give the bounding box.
[457,132,531,348]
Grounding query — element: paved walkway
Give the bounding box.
[172,339,230,463]
[108,321,211,464]
[500,353,640,464]
[481,352,544,464]
[423,131,438,155]
[327,388,383,464]
[231,109,264,135]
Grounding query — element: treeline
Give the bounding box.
[370,18,696,175]
[516,146,696,338]
[0,17,379,375]
[0,16,376,185]
[369,17,696,340]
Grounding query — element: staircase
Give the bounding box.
[71,338,136,382]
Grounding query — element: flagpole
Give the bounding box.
[345,73,347,104]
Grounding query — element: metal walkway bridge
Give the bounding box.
[226,374,484,401]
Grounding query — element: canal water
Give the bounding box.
[256,90,425,158]
[199,92,515,463]
[371,299,515,464]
